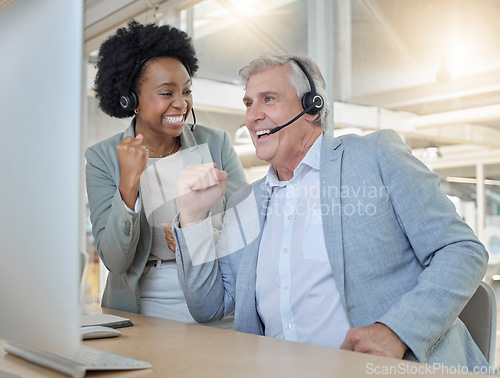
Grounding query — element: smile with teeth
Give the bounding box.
[256,130,270,137]
[163,115,184,123]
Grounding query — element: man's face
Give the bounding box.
[243,65,315,174]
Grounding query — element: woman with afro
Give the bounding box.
[85,20,246,328]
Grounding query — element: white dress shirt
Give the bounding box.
[256,134,351,348]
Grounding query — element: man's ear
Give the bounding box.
[304,113,320,124]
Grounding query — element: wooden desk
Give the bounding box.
[0,306,487,377]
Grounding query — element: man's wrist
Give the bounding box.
[179,212,209,228]
[179,218,204,228]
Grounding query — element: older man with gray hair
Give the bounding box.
[172,54,488,370]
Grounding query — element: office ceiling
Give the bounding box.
[84,0,500,178]
[84,0,204,54]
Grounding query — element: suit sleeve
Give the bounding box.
[85,146,141,274]
[174,130,247,323]
[174,208,240,323]
[374,130,488,362]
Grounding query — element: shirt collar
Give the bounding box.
[264,133,323,192]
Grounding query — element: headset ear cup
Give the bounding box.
[302,92,313,113]
[302,92,323,115]
[130,91,138,110]
[119,91,138,111]
[119,95,130,110]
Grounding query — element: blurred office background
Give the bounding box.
[82,0,500,320]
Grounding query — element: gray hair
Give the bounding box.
[239,54,329,129]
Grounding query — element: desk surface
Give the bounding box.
[0,306,486,377]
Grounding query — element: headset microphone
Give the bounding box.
[268,100,322,135]
[267,58,324,135]
[190,108,197,132]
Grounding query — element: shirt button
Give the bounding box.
[290,183,295,188]
[123,220,131,236]
[287,215,292,220]
[286,323,292,329]
[283,248,288,253]
[283,285,288,290]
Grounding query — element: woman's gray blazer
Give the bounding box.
[85,120,247,313]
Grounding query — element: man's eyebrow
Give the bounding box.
[260,91,278,97]
[242,91,279,103]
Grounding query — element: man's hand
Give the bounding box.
[176,163,227,228]
[340,322,408,359]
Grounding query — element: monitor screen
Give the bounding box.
[0,0,83,355]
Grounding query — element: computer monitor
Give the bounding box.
[0,0,83,355]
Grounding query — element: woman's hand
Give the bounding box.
[162,221,176,252]
[117,134,148,210]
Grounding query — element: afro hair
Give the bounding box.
[94,20,199,118]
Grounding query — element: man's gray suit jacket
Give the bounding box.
[175,129,489,369]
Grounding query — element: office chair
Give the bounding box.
[458,281,497,365]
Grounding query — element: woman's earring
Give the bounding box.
[134,108,139,115]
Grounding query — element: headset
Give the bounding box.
[292,58,324,115]
[119,57,150,111]
[268,58,324,135]
[119,56,197,131]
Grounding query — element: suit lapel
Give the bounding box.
[319,134,349,313]
[235,179,270,334]
[178,123,203,166]
[238,178,270,286]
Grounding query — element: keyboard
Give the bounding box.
[4,341,152,377]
